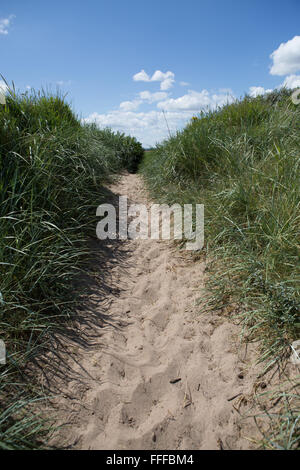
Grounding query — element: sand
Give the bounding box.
[44,172,261,450]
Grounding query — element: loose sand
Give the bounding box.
[44,172,261,450]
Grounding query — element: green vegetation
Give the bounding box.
[141,89,300,448]
[0,84,143,449]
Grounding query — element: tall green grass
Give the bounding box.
[141,89,300,448]
[0,84,143,448]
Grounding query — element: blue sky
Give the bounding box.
[1,0,300,147]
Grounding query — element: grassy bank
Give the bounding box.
[0,85,143,449]
[141,89,299,448]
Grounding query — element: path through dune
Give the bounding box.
[46,173,258,450]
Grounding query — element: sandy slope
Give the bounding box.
[46,173,260,450]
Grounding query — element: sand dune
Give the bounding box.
[46,173,259,450]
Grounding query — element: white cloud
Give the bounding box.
[139,90,168,102]
[133,69,151,82]
[150,70,166,81]
[270,36,300,76]
[151,70,175,90]
[119,91,169,111]
[179,81,190,87]
[119,99,142,111]
[281,74,300,89]
[249,86,273,97]
[133,69,175,90]
[84,109,196,148]
[160,77,174,90]
[84,88,236,147]
[0,15,14,35]
[157,89,235,111]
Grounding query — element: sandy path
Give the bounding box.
[47,173,258,450]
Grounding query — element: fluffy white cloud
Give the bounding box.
[249,86,273,97]
[139,90,168,102]
[160,77,174,90]
[281,74,300,89]
[119,99,142,111]
[119,91,169,110]
[151,70,175,90]
[133,69,151,82]
[157,89,235,111]
[133,69,175,90]
[0,15,14,35]
[151,70,167,81]
[270,36,300,76]
[84,109,195,148]
[179,81,190,87]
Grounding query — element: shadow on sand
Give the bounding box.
[27,184,137,407]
